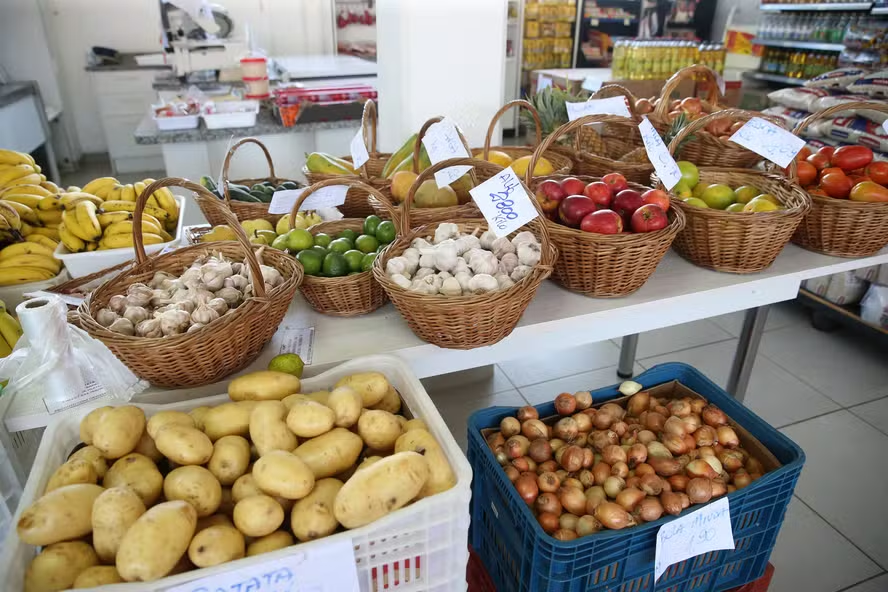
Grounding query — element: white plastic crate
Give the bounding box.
[0,354,472,592]
[201,100,260,129]
[0,391,44,543]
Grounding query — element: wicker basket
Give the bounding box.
[577,84,644,160]
[659,110,811,274]
[571,114,655,185]
[789,101,888,258]
[194,138,303,227]
[290,179,398,316]
[372,158,557,349]
[302,100,390,218]
[367,116,481,228]
[78,178,303,388]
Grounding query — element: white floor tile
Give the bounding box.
[427,387,527,452]
[497,340,621,387]
[710,301,809,337]
[639,340,840,428]
[781,411,888,569]
[762,325,888,407]
[614,319,733,359]
[519,364,643,405]
[843,573,888,592]
[421,365,514,397]
[769,497,882,592]
[850,396,888,436]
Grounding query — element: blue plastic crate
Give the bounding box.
[467,362,805,592]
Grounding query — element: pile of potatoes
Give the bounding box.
[15,370,457,591]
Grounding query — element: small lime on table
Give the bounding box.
[313,233,332,248]
[363,215,382,236]
[337,228,358,243]
[286,228,314,251]
[361,252,377,272]
[268,353,304,377]
[354,234,379,253]
[322,251,349,277]
[296,249,324,275]
[343,249,365,273]
[375,220,396,244]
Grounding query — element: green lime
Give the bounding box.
[322,252,348,277]
[361,252,377,272]
[310,245,329,258]
[268,353,304,377]
[354,234,379,254]
[296,249,324,276]
[375,220,396,244]
[329,237,353,254]
[337,229,358,243]
[313,233,332,248]
[286,228,314,251]
[343,249,365,272]
[271,234,289,251]
[363,215,382,236]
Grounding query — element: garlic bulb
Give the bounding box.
[410,237,432,251]
[495,273,515,291]
[498,252,519,276]
[512,231,537,248]
[386,257,411,278]
[150,271,175,289]
[108,295,127,314]
[391,273,411,290]
[187,323,205,334]
[468,274,498,294]
[454,233,481,256]
[510,265,532,282]
[440,276,462,296]
[123,306,150,325]
[207,298,229,317]
[418,252,436,269]
[108,318,135,336]
[414,268,435,280]
[160,277,182,292]
[409,274,442,295]
[192,303,220,325]
[159,309,191,337]
[453,256,470,275]
[135,317,162,338]
[492,236,516,259]
[468,251,498,276]
[231,262,244,275]
[480,230,497,250]
[517,242,541,267]
[189,288,215,306]
[180,267,201,285]
[150,289,171,308]
[434,223,460,245]
[201,261,234,291]
[259,265,284,288]
[454,271,473,292]
[437,270,453,280]
[433,241,458,272]
[96,308,118,327]
[215,287,242,308]
[125,284,152,308]
[224,274,250,291]
[402,248,421,266]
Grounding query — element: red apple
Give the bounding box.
[558,195,598,228]
[583,182,613,208]
[559,177,586,196]
[630,204,669,233]
[602,173,629,194]
[612,189,644,225]
[535,180,567,215]
[641,188,670,211]
[580,209,623,234]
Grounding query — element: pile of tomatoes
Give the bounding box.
[794,145,888,203]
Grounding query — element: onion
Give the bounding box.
[536,492,563,515]
[560,446,585,472]
[549,438,566,452]
[612,421,629,437]
[538,511,560,534]
[578,469,594,488]
[527,438,552,463]
[664,416,687,437]
[616,487,646,512]
[603,476,626,498]
[727,484,737,494]
[750,472,762,481]
[554,528,577,541]
[560,513,579,531]
[560,486,587,515]
[661,491,683,516]
[681,414,701,434]
[538,471,560,493]
[625,476,641,489]
[514,473,539,505]
[637,497,664,522]
[678,493,691,509]
[628,443,648,468]
[635,463,655,477]
[639,473,663,496]
[653,404,669,416]
[717,426,740,448]
[563,477,584,491]
[668,399,692,417]
[555,392,577,416]
[495,450,509,466]
[504,465,520,482]
[600,403,625,420]
[592,462,611,485]
[694,426,717,448]
[717,450,744,473]
[702,405,727,427]
[627,392,650,416]
[585,486,606,512]
[746,457,764,474]
[687,478,713,504]
[539,460,558,474]
[644,412,666,432]
[573,412,592,432]
[668,474,689,492]
[711,478,727,498]
[583,448,594,469]
[591,430,618,451]
[573,433,588,447]
[703,455,723,476]
[660,479,672,492]
[574,390,593,410]
[602,445,627,466]
[555,470,569,481]
[686,459,718,479]
[690,398,706,414]
[522,419,548,440]
[511,457,532,473]
[593,411,615,430]
[683,434,697,452]
[676,454,691,469]
[595,502,633,530]
[517,406,539,422]
[646,441,673,460]
[554,417,579,441]
[732,470,752,489]
[713,443,725,455]
[697,446,716,459]
[487,431,505,449]
[618,380,643,396]
[634,98,654,114]
[500,417,521,437]
[662,433,689,455]
[637,430,657,445]
[506,435,530,459]
[576,515,602,537]
[648,457,682,477]
[611,461,629,479]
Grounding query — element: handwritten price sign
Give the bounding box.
[654,496,735,582]
[349,128,370,170]
[269,186,348,215]
[729,117,806,169]
[422,118,472,188]
[566,96,632,121]
[638,116,683,190]
[469,166,539,237]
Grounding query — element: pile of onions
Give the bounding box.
[486,385,767,539]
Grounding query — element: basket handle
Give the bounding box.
[139,178,267,299]
[358,100,379,179]
[221,138,276,205]
[590,84,640,118]
[481,100,543,159]
[652,65,723,119]
[289,178,400,230]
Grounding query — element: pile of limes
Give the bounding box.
[275,215,396,277]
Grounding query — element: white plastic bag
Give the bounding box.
[860,284,888,329]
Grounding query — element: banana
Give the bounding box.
[0,164,37,187]
[37,195,61,211]
[44,222,60,229]
[120,184,136,202]
[0,200,38,225]
[40,180,60,194]
[20,222,33,236]
[61,210,92,242]
[0,149,34,167]
[86,242,98,252]
[100,200,170,222]
[81,177,118,196]
[25,235,59,250]
[0,193,44,209]
[141,212,164,230]
[0,254,60,274]
[36,208,63,225]
[28,226,60,241]
[152,187,179,221]
[0,184,52,199]
[60,192,103,210]
[65,185,80,192]
[0,241,57,260]
[0,266,55,286]
[58,223,87,252]
[105,185,123,202]
[133,181,146,198]
[105,219,164,236]
[0,202,22,231]
[1,173,42,189]
[73,201,102,241]
[96,210,132,228]
[0,334,11,357]
[98,232,164,250]
[0,310,22,350]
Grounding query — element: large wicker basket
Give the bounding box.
[194,138,303,227]
[577,84,644,160]
[659,110,811,274]
[372,157,557,349]
[290,179,397,316]
[78,178,302,388]
[571,114,655,185]
[789,101,888,258]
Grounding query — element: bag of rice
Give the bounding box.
[847,70,888,97]
[768,87,827,112]
[813,116,888,152]
[804,67,869,90]
[763,106,809,130]
[813,95,888,124]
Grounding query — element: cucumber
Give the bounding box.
[279,181,300,190]
[200,175,218,193]
[229,187,261,202]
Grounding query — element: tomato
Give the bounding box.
[817,146,835,159]
[806,153,830,170]
[821,173,853,199]
[830,145,873,172]
[848,175,872,186]
[796,147,812,162]
[808,187,829,198]
[819,167,844,179]
[849,181,888,202]
[796,160,817,187]
[865,161,888,186]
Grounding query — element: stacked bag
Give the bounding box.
[804,264,888,329]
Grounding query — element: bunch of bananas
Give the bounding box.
[0,299,22,358]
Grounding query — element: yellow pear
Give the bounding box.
[241,219,274,236]
[511,155,554,177]
[391,171,418,204]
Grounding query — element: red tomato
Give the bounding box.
[830,145,874,172]
[819,167,844,179]
[849,175,872,186]
[796,161,817,187]
[796,146,812,162]
[850,181,888,202]
[821,173,854,199]
[806,153,830,171]
[865,161,888,186]
[817,146,835,159]
[808,187,829,198]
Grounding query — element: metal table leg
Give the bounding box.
[726,306,770,402]
[617,334,639,378]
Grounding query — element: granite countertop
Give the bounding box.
[0,82,37,109]
[85,53,171,72]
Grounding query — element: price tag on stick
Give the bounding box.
[581,77,603,93]
[638,116,683,191]
[469,166,539,238]
[350,127,370,170]
[537,73,553,90]
[728,117,806,169]
[655,496,735,582]
[269,186,348,215]
[422,118,472,188]
[566,96,632,121]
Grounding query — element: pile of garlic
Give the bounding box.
[384,223,542,296]
[95,253,285,337]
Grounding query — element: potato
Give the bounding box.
[116,500,197,582]
[17,483,104,546]
[228,370,302,401]
[68,445,108,478]
[403,418,428,433]
[233,494,285,537]
[281,393,311,410]
[79,406,113,445]
[92,486,146,563]
[293,428,363,479]
[252,450,315,500]
[103,453,163,506]
[163,465,222,517]
[24,541,98,592]
[147,410,194,439]
[132,430,163,462]
[188,524,245,567]
[335,372,389,406]
[232,473,263,502]
[305,390,330,405]
[45,459,98,493]
[286,399,335,438]
[326,386,362,428]
[202,401,257,441]
[334,451,429,529]
[396,415,408,430]
[196,513,233,533]
[247,530,294,556]
[369,385,402,414]
[155,424,213,465]
[357,456,383,471]
[72,565,124,588]
[357,410,402,451]
[208,435,251,485]
[92,406,146,459]
[395,429,456,498]
[291,478,343,542]
[189,405,211,430]
[251,401,298,456]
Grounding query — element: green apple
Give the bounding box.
[677,161,700,189]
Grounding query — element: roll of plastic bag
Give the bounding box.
[860,284,888,329]
[0,294,147,414]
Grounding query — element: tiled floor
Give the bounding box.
[422,300,888,592]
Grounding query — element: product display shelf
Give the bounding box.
[751,38,844,52]
[742,71,808,86]
[760,2,872,11]
[797,287,888,342]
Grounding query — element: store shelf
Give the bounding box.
[872,6,888,13]
[752,38,844,51]
[743,71,809,86]
[798,288,888,341]
[760,2,872,11]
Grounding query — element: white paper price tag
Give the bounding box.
[350,127,370,170]
[422,118,472,188]
[566,96,631,121]
[537,73,553,90]
[167,537,359,592]
[639,116,683,190]
[275,325,315,365]
[469,166,538,238]
[882,120,888,135]
[729,117,806,169]
[655,497,734,582]
[581,77,603,93]
[269,186,348,215]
